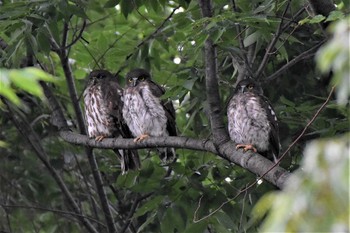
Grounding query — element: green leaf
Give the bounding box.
[325,10,344,22]
[104,0,121,8]
[183,220,208,233]
[0,71,21,105]
[10,70,44,97]
[280,96,295,107]
[243,31,259,47]
[134,195,163,217]
[120,0,134,18]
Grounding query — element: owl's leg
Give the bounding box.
[134,134,149,142]
[95,135,106,142]
[236,144,257,153]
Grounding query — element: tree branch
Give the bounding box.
[63,19,87,50]
[264,40,325,82]
[198,0,230,147]
[59,131,290,189]
[116,6,180,76]
[3,101,99,233]
[40,79,117,233]
[1,204,105,227]
[58,25,86,135]
[255,0,291,78]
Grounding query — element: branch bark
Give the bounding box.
[41,65,117,232]
[198,0,230,147]
[51,22,116,233]
[59,131,290,189]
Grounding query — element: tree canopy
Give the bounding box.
[0,0,348,232]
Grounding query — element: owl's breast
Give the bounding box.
[84,85,115,138]
[228,93,271,151]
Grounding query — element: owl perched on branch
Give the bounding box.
[83,70,141,173]
[122,68,177,164]
[227,79,280,161]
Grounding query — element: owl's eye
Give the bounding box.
[247,84,254,90]
[139,76,145,81]
[128,77,133,82]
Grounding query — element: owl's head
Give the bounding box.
[126,68,151,87]
[234,79,263,95]
[88,70,113,84]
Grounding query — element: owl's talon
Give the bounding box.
[134,134,149,142]
[236,144,257,153]
[95,136,106,142]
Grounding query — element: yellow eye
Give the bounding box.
[128,77,133,82]
[139,76,145,81]
[248,84,254,90]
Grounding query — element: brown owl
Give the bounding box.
[227,78,280,161]
[83,70,141,173]
[122,68,177,164]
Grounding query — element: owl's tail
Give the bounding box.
[113,149,141,174]
[158,147,176,164]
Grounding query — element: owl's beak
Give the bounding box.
[132,77,138,87]
[240,85,247,93]
[91,76,97,85]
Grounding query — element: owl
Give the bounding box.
[83,70,141,173]
[122,68,177,164]
[227,78,280,161]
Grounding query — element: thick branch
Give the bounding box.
[59,131,290,189]
[198,0,230,146]
[58,49,86,134]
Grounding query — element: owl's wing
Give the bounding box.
[148,80,177,137]
[102,77,141,171]
[260,95,280,157]
[101,77,132,137]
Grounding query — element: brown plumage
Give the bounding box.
[122,68,177,163]
[83,69,141,173]
[227,78,280,161]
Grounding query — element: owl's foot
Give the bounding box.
[95,136,106,142]
[134,134,149,142]
[236,144,257,153]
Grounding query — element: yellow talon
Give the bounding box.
[236,144,257,153]
[134,134,149,142]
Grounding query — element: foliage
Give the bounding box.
[0,0,348,232]
[254,16,350,233]
[254,134,349,232]
[317,15,350,105]
[0,67,55,105]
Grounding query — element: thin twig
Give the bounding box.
[3,100,99,233]
[255,0,291,78]
[133,0,156,27]
[116,6,180,76]
[120,194,141,233]
[1,204,106,227]
[265,40,325,82]
[64,19,87,50]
